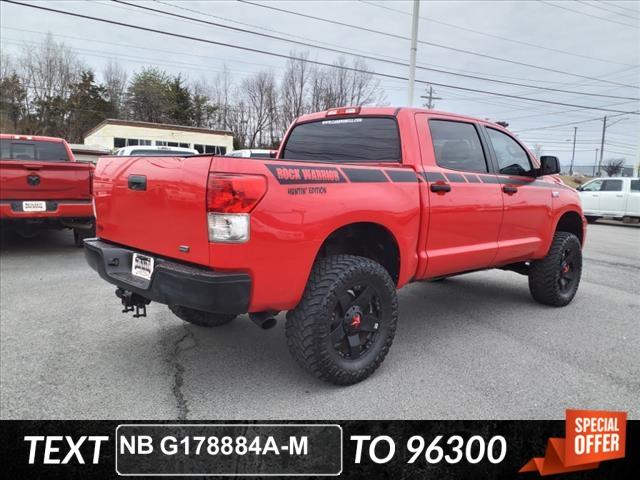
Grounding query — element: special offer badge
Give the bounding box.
[520,409,626,476]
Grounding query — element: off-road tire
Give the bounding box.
[285,255,398,385]
[168,305,236,327]
[528,232,582,307]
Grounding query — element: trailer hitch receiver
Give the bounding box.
[115,288,150,318]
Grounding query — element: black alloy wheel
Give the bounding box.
[286,255,398,385]
[329,284,382,360]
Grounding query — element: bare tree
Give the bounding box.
[280,51,310,130]
[346,57,385,105]
[310,56,386,110]
[239,71,276,148]
[212,65,233,131]
[602,158,625,177]
[19,32,83,135]
[308,66,330,112]
[226,99,250,149]
[532,144,543,158]
[103,61,128,118]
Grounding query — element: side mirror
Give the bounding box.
[269,150,278,158]
[538,156,560,176]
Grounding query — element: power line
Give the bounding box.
[5,0,639,115]
[502,100,637,121]
[103,0,408,66]
[237,0,639,89]
[152,0,636,87]
[171,0,640,89]
[539,0,639,28]
[595,0,640,16]
[359,0,637,67]
[1,34,286,78]
[513,111,635,132]
[576,0,640,20]
[112,0,640,101]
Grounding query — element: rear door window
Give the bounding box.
[601,179,623,192]
[630,180,639,192]
[428,120,488,173]
[282,117,400,163]
[0,140,70,161]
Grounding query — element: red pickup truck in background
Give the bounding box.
[0,134,95,246]
[85,107,586,385]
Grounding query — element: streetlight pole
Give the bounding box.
[407,0,420,106]
[570,126,577,176]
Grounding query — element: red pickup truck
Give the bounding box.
[85,107,586,385]
[0,134,95,246]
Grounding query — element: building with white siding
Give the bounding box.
[84,119,234,155]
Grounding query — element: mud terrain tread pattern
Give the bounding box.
[168,305,236,327]
[528,232,582,307]
[285,255,398,385]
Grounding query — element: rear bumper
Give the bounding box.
[84,238,251,315]
[0,200,93,219]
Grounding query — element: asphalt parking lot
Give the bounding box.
[1,222,638,420]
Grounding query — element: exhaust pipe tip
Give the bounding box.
[261,317,277,330]
[249,311,278,330]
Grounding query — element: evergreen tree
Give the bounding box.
[66,70,112,142]
[167,75,193,125]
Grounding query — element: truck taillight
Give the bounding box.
[206,173,266,213]
[206,173,266,243]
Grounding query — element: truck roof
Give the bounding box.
[295,107,506,129]
[590,177,639,181]
[0,133,67,143]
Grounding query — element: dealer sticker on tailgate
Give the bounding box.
[22,201,46,212]
[132,253,154,280]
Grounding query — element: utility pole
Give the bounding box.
[593,148,598,177]
[407,0,420,106]
[570,126,577,176]
[598,115,607,176]
[420,84,442,109]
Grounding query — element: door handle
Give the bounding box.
[502,185,518,194]
[128,175,147,191]
[430,183,451,193]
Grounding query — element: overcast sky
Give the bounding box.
[1,0,638,168]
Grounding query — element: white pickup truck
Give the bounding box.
[578,177,640,223]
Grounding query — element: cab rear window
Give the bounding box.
[0,140,70,162]
[282,117,401,163]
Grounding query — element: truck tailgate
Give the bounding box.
[93,155,213,265]
[0,160,93,200]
